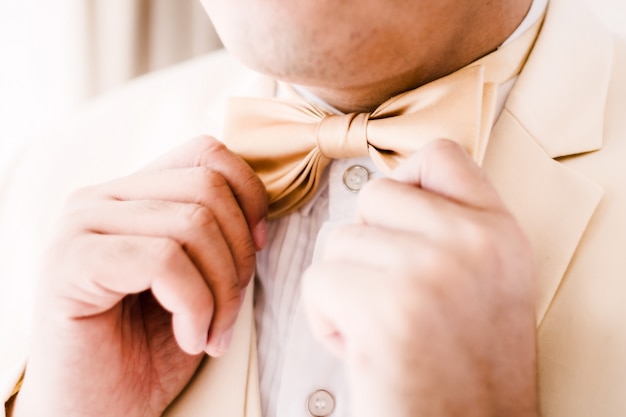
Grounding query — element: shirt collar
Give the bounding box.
[502,0,548,47]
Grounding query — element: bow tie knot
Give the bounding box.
[316,112,371,159]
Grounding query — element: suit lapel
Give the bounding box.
[163,282,261,417]
[484,111,603,325]
[484,0,613,326]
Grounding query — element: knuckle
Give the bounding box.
[179,203,216,233]
[186,289,214,318]
[57,209,90,235]
[233,229,256,257]
[234,219,257,246]
[242,170,266,193]
[65,185,99,206]
[223,286,242,306]
[357,178,390,214]
[150,238,183,270]
[427,138,459,153]
[192,136,228,166]
[194,166,229,194]
[459,217,496,257]
[242,173,268,207]
[55,202,102,242]
[420,139,467,174]
[423,138,463,161]
[182,167,230,207]
[215,280,242,310]
[236,248,256,285]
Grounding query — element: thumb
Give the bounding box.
[390,139,503,210]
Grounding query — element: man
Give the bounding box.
[2,0,626,416]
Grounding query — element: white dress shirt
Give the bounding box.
[255,1,548,416]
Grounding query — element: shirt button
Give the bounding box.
[343,165,369,192]
[306,389,335,416]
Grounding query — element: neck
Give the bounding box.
[306,1,534,113]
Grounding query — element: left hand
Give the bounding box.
[302,139,538,417]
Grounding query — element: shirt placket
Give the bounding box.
[275,157,380,417]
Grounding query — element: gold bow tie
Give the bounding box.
[223,19,542,219]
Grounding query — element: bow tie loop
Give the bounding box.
[316,112,371,159]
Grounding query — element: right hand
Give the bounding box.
[11,136,268,417]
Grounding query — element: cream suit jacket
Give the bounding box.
[1,0,626,415]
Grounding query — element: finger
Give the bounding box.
[323,224,445,271]
[140,136,268,247]
[356,178,496,240]
[80,171,257,284]
[301,261,391,359]
[58,234,215,355]
[66,198,251,355]
[390,139,504,211]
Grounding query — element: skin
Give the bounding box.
[200,0,532,112]
[12,1,537,416]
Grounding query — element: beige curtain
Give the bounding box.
[0,0,221,170]
[59,0,220,97]
[71,0,222,99]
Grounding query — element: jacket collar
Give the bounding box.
[505,0,613,158]
[163,282,261,417]
[485,0,612,325]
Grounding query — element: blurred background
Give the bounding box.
[1,0,626,171]
[0,0,222,171]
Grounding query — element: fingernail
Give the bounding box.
[216,327,234,354]
[253,219,267,250]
